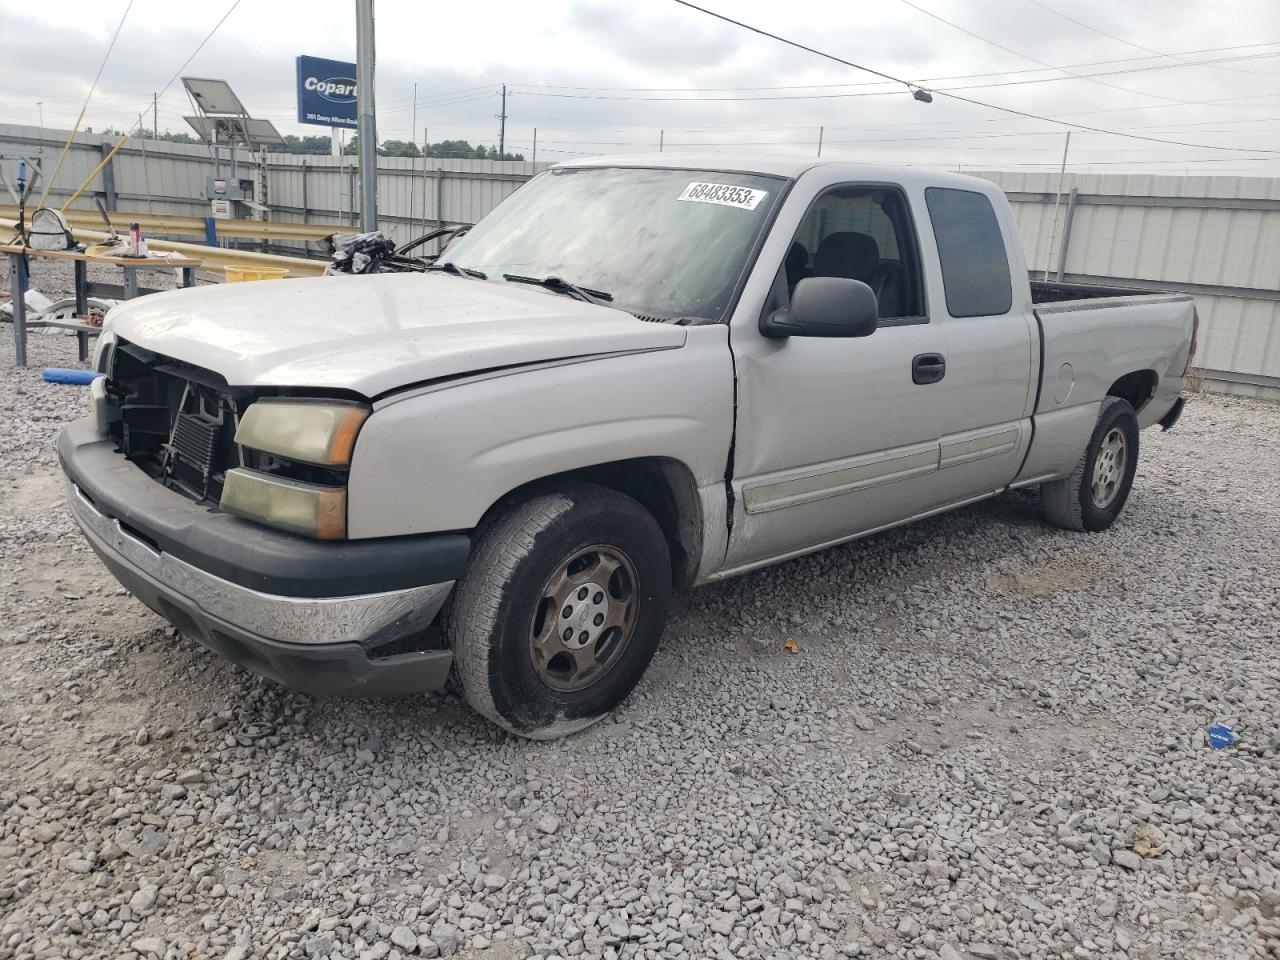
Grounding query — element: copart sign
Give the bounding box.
[296,55,358,128]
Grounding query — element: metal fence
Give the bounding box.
[0,123,546,250]
[3,123,1277,397]
[265,153,545,247]
[973,170,1280,399]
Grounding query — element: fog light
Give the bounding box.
[220,468,346,539]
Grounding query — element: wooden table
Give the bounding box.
[2,244,201,367]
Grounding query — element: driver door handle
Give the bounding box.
[912,353,946,385]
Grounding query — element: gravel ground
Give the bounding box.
[1,327,1278,960]
[3,250,220,308]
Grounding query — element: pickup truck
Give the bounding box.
[58,156,1196,738]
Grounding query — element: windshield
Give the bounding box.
[440,166,784,322]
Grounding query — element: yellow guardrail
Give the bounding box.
[0,218,327,278]
[0,206,342,243]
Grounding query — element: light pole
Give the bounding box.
[355,0,378,232]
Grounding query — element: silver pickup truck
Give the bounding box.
[59,156,1196,738]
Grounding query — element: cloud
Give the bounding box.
[568,2,745,70]
[1,0,1276,172]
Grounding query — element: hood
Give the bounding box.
[105,272,687,397]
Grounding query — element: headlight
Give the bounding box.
[220,469,347,540]
[235,399,369,466]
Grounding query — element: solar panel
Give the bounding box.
[181,78,247,116]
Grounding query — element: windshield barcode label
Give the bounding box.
[678,182,767,210]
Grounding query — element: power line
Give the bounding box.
[501,48,1280,104]
[38,0,134,205]
[154,0,243,110]
[1020,0,1280,78]
[59,0,245,211]
[529,126,1280,149]
[668,0,1280,155]
[507,42,1280,95]
[506,49,1280,103]
[893,0,1200,105]
[505,111,1280,137]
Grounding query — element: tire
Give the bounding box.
[1041,396,1140,532]
[446,482,672,739]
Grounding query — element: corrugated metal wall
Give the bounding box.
[0,123,219,217]
[0,123,546,246]
[266,154,544,245]
[974,170,1280,398]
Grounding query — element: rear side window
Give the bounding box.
[924,187,1012,318]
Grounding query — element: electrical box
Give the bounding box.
[205,176,254,201]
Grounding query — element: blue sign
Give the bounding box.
[296,55,357,128]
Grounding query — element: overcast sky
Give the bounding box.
[2,0,1278,175]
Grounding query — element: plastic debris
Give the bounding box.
[24,289,54,313]
[42,368,102,386]
[1207,723,1236,749]
[322,232,401,275]
[1133,825,1164,858]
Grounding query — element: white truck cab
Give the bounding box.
[60,156,1196,737]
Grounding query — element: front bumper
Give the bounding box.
[58,418,468,697]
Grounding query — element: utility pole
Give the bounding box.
[427,126,437,231]
[153,93,158,140]
[659,129,664,152]
[355,0,378,232]
[1042,132,1071,280]
[37,102,44,128]
[409,82,418,242]
[532,128,537,164]
[817,126,823,157]
[498,84,507,158]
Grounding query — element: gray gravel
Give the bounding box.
[2,327,1278,960]
[3,248,221,306]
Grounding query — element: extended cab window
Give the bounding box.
[784,186,923,321]
[924,187,1013,318]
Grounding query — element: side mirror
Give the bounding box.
[760,276,879,339]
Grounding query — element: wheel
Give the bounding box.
[446,482,672,739]
[1041,396,1140,532]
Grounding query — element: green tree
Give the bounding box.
[339,136,524,161]
[279,134,335,155]
[380,140,422,158]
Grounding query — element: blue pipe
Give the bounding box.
[42,368,103,385]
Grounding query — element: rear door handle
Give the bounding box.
[912,353,946,385]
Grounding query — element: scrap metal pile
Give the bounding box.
[322,226,467,275]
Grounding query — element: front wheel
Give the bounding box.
[1041,396,1140,532]
[446,483,672,739]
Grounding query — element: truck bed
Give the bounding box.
[1029,278,1169,305]
[1029,280,1195,434]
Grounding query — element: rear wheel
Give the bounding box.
[1041,396,1140,532]
[447,483,672,738]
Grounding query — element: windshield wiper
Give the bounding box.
[425,261,487,279]
[502,273,613,305]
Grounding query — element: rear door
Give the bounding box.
[920,186,1038,497]
[723,174,1035,573]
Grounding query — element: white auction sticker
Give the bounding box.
[677,181,768,210]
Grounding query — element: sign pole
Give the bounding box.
[355,0,378,233]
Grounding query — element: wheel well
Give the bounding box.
[487,458,704,589]
[1107,370,1157,413]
